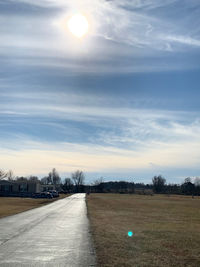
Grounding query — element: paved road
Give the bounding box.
[0,194,96,267]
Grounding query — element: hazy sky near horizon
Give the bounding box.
[0,0,200,183]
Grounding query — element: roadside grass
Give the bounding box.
[87,194,200,267]
[0,194,70,218]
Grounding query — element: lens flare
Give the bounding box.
[128,231,133,237]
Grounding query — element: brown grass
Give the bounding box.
[0,194,70,218]
[87,194,200,267]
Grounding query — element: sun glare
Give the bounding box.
[67,14,89,38]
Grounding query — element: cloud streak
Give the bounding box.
[1,92,200,179]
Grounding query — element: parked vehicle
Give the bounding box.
[33,192,53,199]
[48,190,59,198]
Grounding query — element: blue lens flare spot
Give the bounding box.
[128,231,133,237]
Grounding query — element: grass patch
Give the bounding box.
[87,194,200,267]
[0,194,70,218]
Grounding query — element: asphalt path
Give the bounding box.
[0,193,96,267]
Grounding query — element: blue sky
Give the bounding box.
[0,0,200,183]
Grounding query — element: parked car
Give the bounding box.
[48,190,59,198]
[33,192,53,199]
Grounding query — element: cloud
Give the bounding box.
[1,93,200,179]
[115,0,178,10]
[0,0,200,74]
[1,123,200,179]
[161,35,200,47]
[0,0,61,16]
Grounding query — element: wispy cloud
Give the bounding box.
[161,35,200,47]
[1,122,200,180]
[0,0,200,73]
[1,93,200,179]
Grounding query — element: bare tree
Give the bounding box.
[152,175,166,193]
[7,170,15,181]
[0,169,7,180]
[184,177,192,184]
[71,170,85,192]
[47,173,53,184]
[93,177,104,186]
[181,178,195,195]
[48,168,61,185]
[41,176,48,185]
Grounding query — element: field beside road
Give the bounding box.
[87,194,200,267]
[0,194,69,218]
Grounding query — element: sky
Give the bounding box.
[0,0,200,184]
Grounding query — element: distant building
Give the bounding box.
[0,180,55,197]
[40,184,55,192]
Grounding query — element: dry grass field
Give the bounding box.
[0,194,70,218]
[87,194,200,267]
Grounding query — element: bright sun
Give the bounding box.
[67,14,89,38]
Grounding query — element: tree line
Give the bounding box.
[1,169,200,195]
[92,176,200,196]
